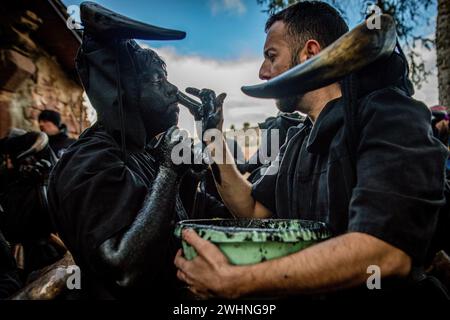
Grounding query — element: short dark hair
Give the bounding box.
[39,110,61,127]
[265,1,348,53]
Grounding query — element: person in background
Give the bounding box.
[0,129,65,280]
[430,105,449,177]
[38,110,76,158]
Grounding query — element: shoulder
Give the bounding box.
[358,87,431,126]
[49,128,125,192]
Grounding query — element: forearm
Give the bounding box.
[208,135,268,218]
[99,167,180,285]
[235,232,411,297]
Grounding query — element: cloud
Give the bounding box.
[148,43,440,134]
[209,0,246,16]
[411,45,439,107]
[146,45,276,135]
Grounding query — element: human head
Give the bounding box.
[39,110,61,136]
[260,1,348,113]
[431,106,449,145]
[76,1,186,152]
[133,46,179,138]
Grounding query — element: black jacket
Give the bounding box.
[48,132,76,158]
[253,87,448,266]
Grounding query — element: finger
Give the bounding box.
[174,249,189,271]
[214,100,224,116]
[211,111,223,127]
[182,229,222,259]
[162,126,181,146]
[186,87,201,97]
[216,93,227,105]
[41,159,51,167]
[200,89,216,101]
[177,269,193,285]
[189,286,212,300]
[166,125,179,136]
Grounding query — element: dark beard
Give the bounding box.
[275,53,303,113]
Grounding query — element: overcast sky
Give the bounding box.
[64,0,440,134]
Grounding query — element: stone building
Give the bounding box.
[0,0,90,138]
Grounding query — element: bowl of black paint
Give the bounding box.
[174,219,331,265]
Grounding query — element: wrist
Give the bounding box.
[224,265,253,299]
[158,165,182,179]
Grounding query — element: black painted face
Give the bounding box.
[139,60,179,137]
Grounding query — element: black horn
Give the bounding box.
[17,132,49,160]
[241,14,397,99]
[80,1,186,40]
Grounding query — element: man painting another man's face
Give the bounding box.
[174,1,449,300]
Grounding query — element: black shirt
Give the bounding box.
[252,87,449,265]
[48,132,76,158]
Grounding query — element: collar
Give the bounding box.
[306,97,344,154]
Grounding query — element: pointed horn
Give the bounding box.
[241,14,397,99]
[16,132,48,160]
[80,1,186,40]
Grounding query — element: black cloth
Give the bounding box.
[0,172,65,275]
[47,123,187,299]
[0,229,22,299]
[48,132,76,158]
[0,171,52,242]
[0,133,64,275]
[76,35,148,152]
[252,87,449,266]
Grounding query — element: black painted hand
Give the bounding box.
[18,156,51,183]
[156,126,193,176]
[177,88,226,133]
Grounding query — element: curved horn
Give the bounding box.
[17,132,49,160]
[241,14,397,99]
[80,1,186,40]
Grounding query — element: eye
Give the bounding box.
[152,74,164,84]
[265,50,276,63]
[142,73,164,85]
[268,53,276,62]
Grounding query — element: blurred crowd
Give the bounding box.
[0,110,75,299]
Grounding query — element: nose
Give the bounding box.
[167,81,178,97]
[259,61,271,81]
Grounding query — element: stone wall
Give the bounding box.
[0,7,89,138]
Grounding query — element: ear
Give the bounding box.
[299,39,322,63]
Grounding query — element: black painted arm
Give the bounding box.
[96,126,188,288]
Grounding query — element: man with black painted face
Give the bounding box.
[47,2,203,299]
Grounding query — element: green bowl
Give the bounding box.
[174,219,331,265]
